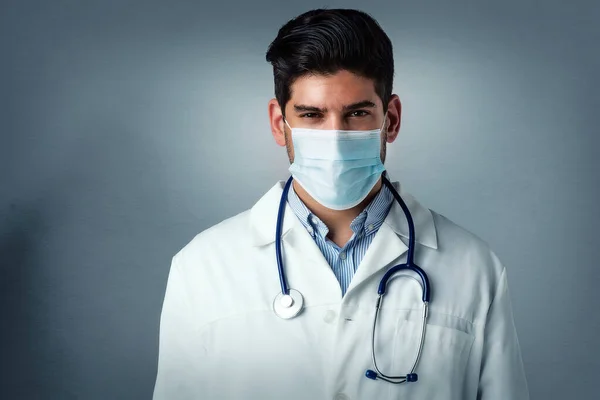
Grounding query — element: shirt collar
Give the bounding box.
[249,177,438,250]
[286,184,321,237]
[286,182,395,240]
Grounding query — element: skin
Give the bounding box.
[268,69,402,247]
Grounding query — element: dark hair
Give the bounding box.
[265,8,394,117]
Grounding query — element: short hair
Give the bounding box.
[265,8,394,117]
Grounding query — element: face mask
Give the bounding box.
[284,117,386,210]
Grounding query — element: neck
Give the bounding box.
[292,178,383,247]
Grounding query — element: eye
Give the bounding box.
[299,113,321,118]
[349,110,370,117]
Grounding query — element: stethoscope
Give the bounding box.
[272,172,431,384]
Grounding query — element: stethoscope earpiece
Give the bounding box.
[365,369,419,384]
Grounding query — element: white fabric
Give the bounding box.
[152,180,529,400]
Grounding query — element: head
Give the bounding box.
[266,8,402,163]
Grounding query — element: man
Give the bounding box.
[153,8,529,399]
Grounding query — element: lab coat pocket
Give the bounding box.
[389,313,475,400]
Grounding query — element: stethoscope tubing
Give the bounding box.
[274,172,430,384]
[275,176,294,296]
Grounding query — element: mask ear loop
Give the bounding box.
[380,113,388,132]
[283,116,292,131]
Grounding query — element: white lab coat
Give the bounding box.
[153,180,529,400]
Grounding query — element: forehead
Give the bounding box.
[288,70,380,109]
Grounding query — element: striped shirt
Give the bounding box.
[287,183,394,296]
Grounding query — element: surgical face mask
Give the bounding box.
[284,117,387,210]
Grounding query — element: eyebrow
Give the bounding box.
[293,100,377,113]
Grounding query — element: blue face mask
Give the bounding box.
[284,117,387,210]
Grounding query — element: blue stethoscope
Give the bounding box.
[272,172,431,384]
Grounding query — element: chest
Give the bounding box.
[190,228,490,399]
[195,277,480,400]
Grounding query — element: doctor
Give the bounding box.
[153,8,529,400]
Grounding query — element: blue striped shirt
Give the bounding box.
[287,183,394,296]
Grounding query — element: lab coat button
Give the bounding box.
[323,310,337,323]
[334,393,350,400]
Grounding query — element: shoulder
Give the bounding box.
[172,209,253,269]
[167,180,284,278]
[423,208,509,322]
[429,208,506,292]
[431,210,490,249]
[432,209,504,272]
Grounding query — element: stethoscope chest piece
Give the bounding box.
[273,289,304,319]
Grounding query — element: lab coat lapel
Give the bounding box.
[344,218,408,297]
[249,181,294,246]
[281,218,343,303]
[344,181,438,297]
[249,180,342,303]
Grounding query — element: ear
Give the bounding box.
[385,94,402,143]
[268,98,286,147]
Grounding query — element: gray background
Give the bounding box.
[1,0,598,398]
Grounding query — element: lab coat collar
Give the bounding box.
[249,180,297,247]
[249,179,438,251]
[384,181,438,250]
